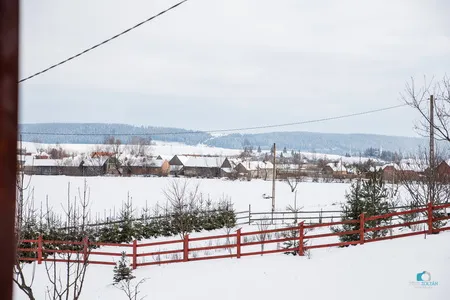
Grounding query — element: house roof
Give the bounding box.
[375,160,424,173]
[325,161,347,172]
[61,156,84,167]
[91,151,114,158]
[169,155,190,165]
[156,155,172,161]
[184,157,227,168]
[25,158,61,167]
[126,157,165,168]
[398,159,425,172]
[228,158,242,168]
[380,163,401,171]
[81,156,109,167]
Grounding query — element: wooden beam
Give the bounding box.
[0,0,19,299]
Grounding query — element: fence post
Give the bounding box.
[83,236,88,264]
[183,234,189,262]
[236,229,241,259]
[248,204,251,225]
[427,202,433,234]
[360,213,365,245]
[132,240,137,270]
[298,222,304,256]
[37,235,43,264]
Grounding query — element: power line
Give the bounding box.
[20,103,409,136]
[19,0,189,83]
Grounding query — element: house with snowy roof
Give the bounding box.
[235,160,274,180]
[122,156,170,176]
[168,155,190,175]
[370,160,423,182]
[23,157,63,175]
[183,156,232,178]
[323,161,347,175]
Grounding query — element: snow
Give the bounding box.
[151,141,241,157]
[25,158,60,167]
[25,176,348,218]
[183,156,227,168]
[13,141,450,300]
[13,230,450,299]
[127,157,164,167]
[20,141,242,157]
[325,161,347,173]
[13,172,450,300]
[239,161,274,171]
[20,141,378,165]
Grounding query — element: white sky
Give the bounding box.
[19,0,450,137]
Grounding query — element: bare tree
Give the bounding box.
[256,218,271,255]
[403,76,450,141]
[163,179,200,238]
[104,136,124,176]
[129,136,152,157]
[44,180,92,300]
[285,176,304,223]
[398,148,450,230]
[14,138,38,300]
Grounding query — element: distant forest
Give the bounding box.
[19,123,430,156]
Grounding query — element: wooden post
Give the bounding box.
[0,0,19,298]
[37,235,43,264]
[360,213,365,245]
[298,222,304,256]
[83,236,88,264]
[183,234,189,262]
[427,201,433,234]
[132,240,137,270]
[236,229,241,259]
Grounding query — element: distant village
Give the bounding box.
[16,143,450,183]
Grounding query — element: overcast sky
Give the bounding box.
[19,0,450,137]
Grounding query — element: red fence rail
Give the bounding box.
[18,202,450,269]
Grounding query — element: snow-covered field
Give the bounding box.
[14,230,450,299]
[13,173,450,300]
[21,141,241,157]
[20,140,376,163]
[26,175,348,219]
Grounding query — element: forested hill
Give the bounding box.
[20,123,427,156]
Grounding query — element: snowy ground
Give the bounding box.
[25,175,348,220]
[21,141,241,156]
[14,230,450,300]
[14,173,450,300]
[20,140,376,162]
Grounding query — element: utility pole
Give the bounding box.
[272,143,276,222]
[429,95,435,205]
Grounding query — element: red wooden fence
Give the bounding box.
[18,202,450,269]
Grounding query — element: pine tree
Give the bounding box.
[283,147,287,153]
[333,171,392,243]
[113,252,135,284]
[113,252,146,300]
[257,146,261,153]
